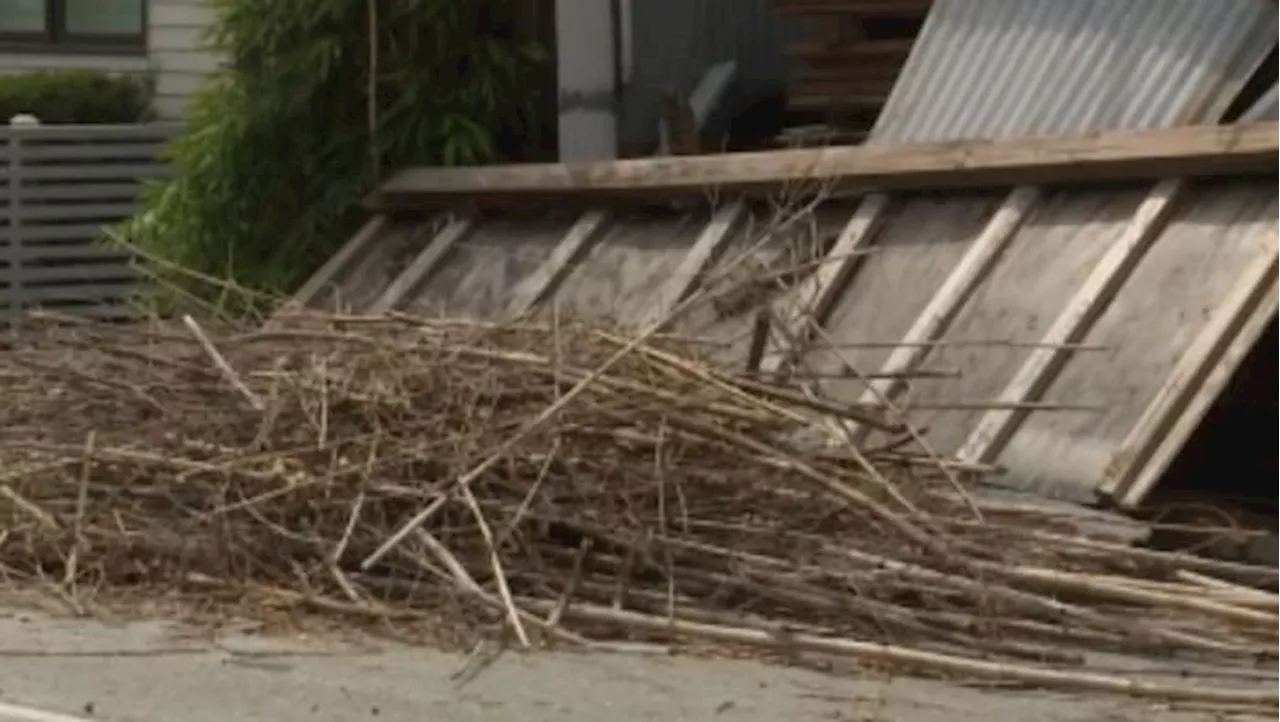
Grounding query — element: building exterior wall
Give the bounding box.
[147,0,221,119]
[3,0,795,151]
[0,0,221,120]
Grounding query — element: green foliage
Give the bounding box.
[0,70,154,123]
[122,0,545,312]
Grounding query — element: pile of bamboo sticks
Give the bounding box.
[0,310,1274,708]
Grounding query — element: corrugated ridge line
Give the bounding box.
[870,0,1278,143]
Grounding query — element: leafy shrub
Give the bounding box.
[122,0,545,312]
[0,70,154,124]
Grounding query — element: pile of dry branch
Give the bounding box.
[0,311,1275,707]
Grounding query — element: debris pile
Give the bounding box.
[0,311,1275,706]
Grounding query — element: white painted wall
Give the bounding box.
[0,0,221,119]
[148,0,221,118]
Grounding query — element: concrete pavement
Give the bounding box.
[0,601,1263,722]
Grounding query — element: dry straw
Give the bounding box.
[0,309,1275,708]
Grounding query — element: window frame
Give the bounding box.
[0,0,148,55]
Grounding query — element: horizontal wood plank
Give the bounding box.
[369,122,1280,209]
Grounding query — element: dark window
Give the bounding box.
[0,0,146,52]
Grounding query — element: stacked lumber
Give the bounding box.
[773,0,930,137]
[0,310,1275,709]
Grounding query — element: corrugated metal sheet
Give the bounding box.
[1241,83,1280,121]
[619,0,789,153]
[871,0,1278,143]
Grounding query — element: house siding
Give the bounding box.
[148,0,221,119]
[0,0,221,120]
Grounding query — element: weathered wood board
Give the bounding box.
[887,189,1150,458]
[397,215,577,319]
[1002,181,1279,501]
[535,210,703,326]
[803,192,999,399]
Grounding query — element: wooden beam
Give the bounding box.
[641,201,746,328]
[368,218,473,313]
[505,210,610,319]
[368,122,1279,209]
[845,186,1040,442]
[1100,250,1279,508]
[760,195,889,375]
[285,214,389,311]
[955,179,1185,466]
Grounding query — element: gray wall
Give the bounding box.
[619,0,790,154]
[1,123,181,324]
[0,0,221,120]
[556,0,618,161]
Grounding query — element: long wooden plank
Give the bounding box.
[845,185,1041,442]
[369,122,1279,208]
[368,218,472,313]
[1100,250,1279,508]
[505,210,611,319]
[641,201,746,328]
[286,214,389,311]
[760,194,889,375]
[955,179,1185,466]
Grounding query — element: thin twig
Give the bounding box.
[181,314,263,410]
